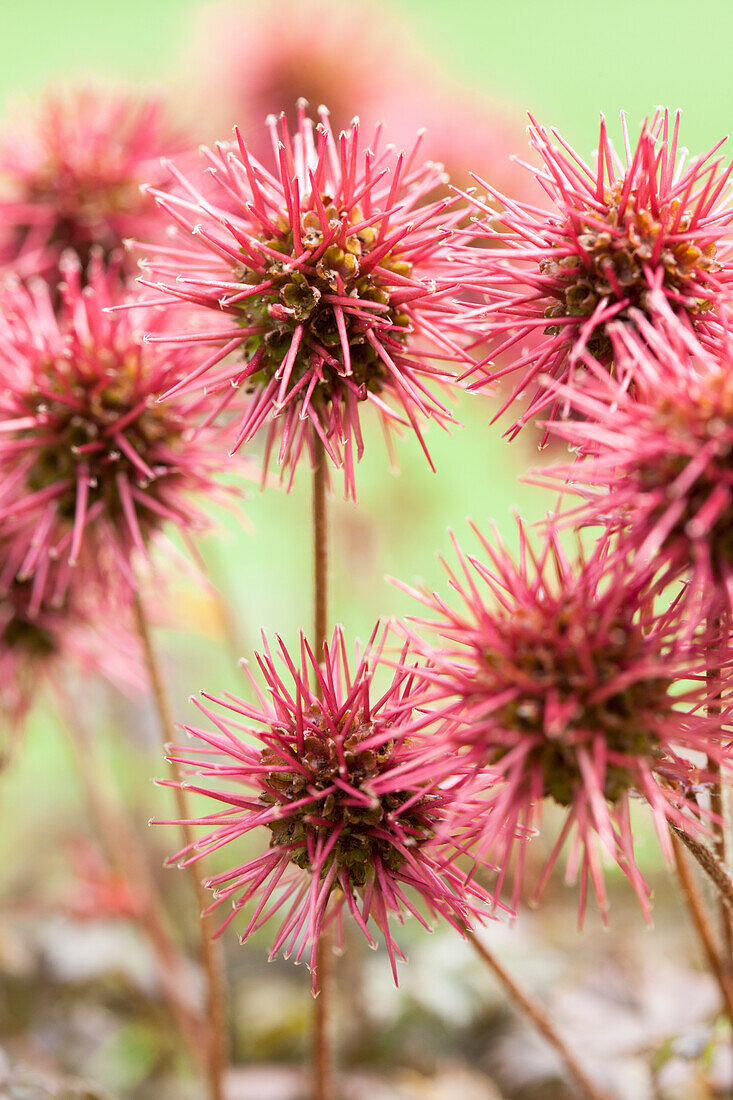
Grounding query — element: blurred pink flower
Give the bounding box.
[183,0,397,148]
[0,252,232,603]
[63,839,146,922]
[157,624,498,989]
[0,558,142,727]
[137,104,474,496]
[0,87,188,284]
[395,522,729,922]
[539,296,733,622]
[460,110,733,436]
[183,0,530,201]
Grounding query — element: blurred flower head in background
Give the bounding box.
[0,251,232,602]
[0,87,188,286]
[183,0,529,198]
[0,553,142,734]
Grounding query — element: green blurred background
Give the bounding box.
[4,0,733,149]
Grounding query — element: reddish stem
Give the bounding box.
[312,441,334,1100]
[467,931,612,1100]
[672,833,733,1021]
[707,614,733,963]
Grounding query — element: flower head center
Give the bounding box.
[238,198,413,405]
[483,602,670,804]
[25,356,183,524]
[542,183,719,358]
[260,707,432,885]
[1,581,58,658]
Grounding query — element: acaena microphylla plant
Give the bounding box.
[538,296,733,623]
[135,101,474,497]
[393,521,732,923]
[155,624,502,989]
[457,110,733,435]
[0,88,188,285]
[0,251,234,603]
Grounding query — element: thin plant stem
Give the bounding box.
[53,680,203,1057]
[707,614,733,962]
[466,931,612,1100]
[671,833,733,1021]
[313,442,329,655]
[133,587,228,1100]
[312,439,334,1100]
[670,824,733,915]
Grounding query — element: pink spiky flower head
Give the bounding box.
[0,252,231,603]
[157,624,498,988]
[137,102,472,497]
[540,295,733,622]
[395,522,729,922]
[461,110,733,436]
[0,87,187,285]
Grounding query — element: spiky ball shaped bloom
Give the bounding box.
[539,298,733,621]
[460,110,733,436]
[0,253,230,602]
[157,625,498,988]
[137,104,472,497]
[395,523,730,921]
[0,87,187,283]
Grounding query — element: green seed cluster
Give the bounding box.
[239,200,413,403]
[542,186,718,359]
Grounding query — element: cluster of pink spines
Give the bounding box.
[158,625,496,988]
[137,103,472,497]
[540,299,733,620]
[0,89,187,283]
[0,252,228,602]
[396,523,726,922]
[458,110,733,437]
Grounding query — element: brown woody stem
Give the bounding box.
[671,832,733,1021]
[670,824,733,915]
[707,615,733,964]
